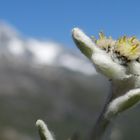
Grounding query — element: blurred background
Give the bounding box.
[0,0,140,140]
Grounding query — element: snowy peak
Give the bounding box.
[0,22,18,39]
[27,39,62,65]
[0,22,96,75]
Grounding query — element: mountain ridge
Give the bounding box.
[0,22,96,75]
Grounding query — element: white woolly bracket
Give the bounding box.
[72,28,131,80]
[72,28,100,59]
[36,120,54,140]
[105,88,140,119]
[72,28,99,52]
[91,52,131,80]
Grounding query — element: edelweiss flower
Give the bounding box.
[72,28,140,140]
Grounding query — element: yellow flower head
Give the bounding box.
[115,36,140,60]
[93,32,140,63]
[93,32,116,52]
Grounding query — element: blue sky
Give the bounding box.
[0,0,140,48]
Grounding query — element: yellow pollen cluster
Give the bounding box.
[115,36,140,60]
[93,33,140,61]
[93,32,116,51]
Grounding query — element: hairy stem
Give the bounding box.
[90,90,113,140]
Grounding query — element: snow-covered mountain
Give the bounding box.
[0,22,96,75]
